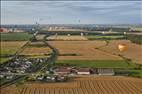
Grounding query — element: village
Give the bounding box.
[0,56,115,82]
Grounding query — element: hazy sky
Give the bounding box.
[1,1,142,24]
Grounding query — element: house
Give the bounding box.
[0,74,4,78]
[77,68,90,75]
[97,68,114,75]
[6,75,13,80]
[0,28,9,33]
[55,67,71,74]
[37,75,44,80]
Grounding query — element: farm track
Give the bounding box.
[1,76,142,94]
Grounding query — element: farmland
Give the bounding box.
[99,40,142,64]
[0,41,27,63]
[48,41,122,60]
[47,35,88,41]
[86,35,125,40]
[1,76,142,94]
[56,60,138,68]
[0,32,32,41]
[20,42,52,56]
[36,34,46,41]
[0,41,27,56]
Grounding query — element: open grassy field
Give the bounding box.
[56,60,138,68]
[1,76,142,94]
[47,35,88,41]
[0,41,27,56]
[0,32,32,41]
[48,41,122,60]
[99,40,142,64]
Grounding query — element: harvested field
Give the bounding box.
[100,40,142,64]
[20,41,52,56]
[1,76,142,94]
[0,41,27,56]
[20,47,52,56]
[48,41,122,60]
[47,35,88,41]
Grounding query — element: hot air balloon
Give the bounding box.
[118,44,127,52]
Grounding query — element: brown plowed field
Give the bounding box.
[100,40,142,64]
[1,76,142,94]
[48,41,122,60]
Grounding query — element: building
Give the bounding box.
[97,68,114,75]
[0,28,9,33]
[55,68,71,75]
[77,68,90,75]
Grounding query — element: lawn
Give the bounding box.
[0,32,33,41]
[56,60,138,68]
[86,35,125,40]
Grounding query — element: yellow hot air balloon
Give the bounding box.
[118,44,127,52]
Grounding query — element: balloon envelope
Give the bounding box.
[118,44,127,51]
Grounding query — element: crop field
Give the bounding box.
[20,42,52,56]
[48,41,122,60]
[99,40,142,64]
[56,60,138,68]
[36,34,46,40]
[86,35,125,40]
[0,32,32,41]
[47,35,88,41]
[20,47,52,56]
[0,57,10,64]
[0,41,27,56]
[1,76,142,94]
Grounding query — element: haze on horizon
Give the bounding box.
[1,1,142,25]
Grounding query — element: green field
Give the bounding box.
[0,32,33,41]
[0,57,10,64]
[86,35,125,40]
[115,69,142,78]
[56,60,138,68]
[127,70,142,78]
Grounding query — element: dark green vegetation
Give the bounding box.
[115,69,142,78]
[126,34,142,44]
[86,35,125,40]
[0,32,33,41]
[56,60,138,68]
